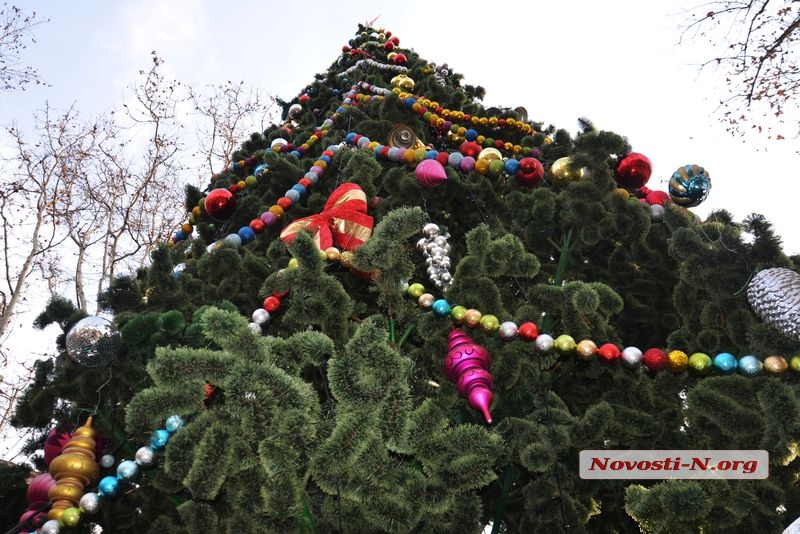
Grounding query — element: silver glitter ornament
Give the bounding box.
[40,519,60,534]
[100,454,115,468]
[65,316,121,368]
[498,321,519,341]
[79,492,101,514]
[418,223,454,292]
[135,446,156,467]
[252,308,271,325]
[621,346,643,369]
[117,459,140,481]
[535,333,554,352]
[422,223,440,238]
[747,267,800,342]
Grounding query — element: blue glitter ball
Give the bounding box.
[465,129,478,142]
[738,355,763,377]
[224,233,243,248]
[253,163,269,178]
[116,460,140,481]
[150,429,170,451]
[426,150,439,160]
[284,189,301,203]
[165,415,185,433]
[713,352,738,374]
[431,299,452,317]
[98,475,120,497]
[237,227,255,244]
[345,132,357,144]
[504,159,520,176]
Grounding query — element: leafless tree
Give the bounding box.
[188,80,277,177]
[680,0,800,137]
[0,2,48,91]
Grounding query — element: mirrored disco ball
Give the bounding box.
[65,316,121,367]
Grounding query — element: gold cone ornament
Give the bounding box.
[47,417,100,521]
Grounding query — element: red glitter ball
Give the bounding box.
[643,348,668,372]
[518,322,539,341]
[597,343,621,363]
[263,296,281,313]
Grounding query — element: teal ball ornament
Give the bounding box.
[669,164,711,207]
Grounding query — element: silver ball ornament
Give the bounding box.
[248,322,262,335]
[270,137,288,149]
[621,346,643,369]
[135,446,156,468]
[498,321,519,341]
[65,316,121,368]
[287,103,302,119]
[422,223,440,238]
[100,454,115,468]
[535,333,554,352]
[40,519,60,534]
[117,459,140,481]
[79,492,101,514]
[252,308,271,325]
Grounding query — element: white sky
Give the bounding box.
[3,0,798,253]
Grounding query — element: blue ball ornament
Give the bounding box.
[237,227,255,244]
[284,189,301,203]
[224,233,243,248]
[738,355,763,377]
[165,414,185,433]
[504,159,520,176]
[431,299,452,317]
[346,132,357,144]
[713,352,738,374]
[448,152,463,168]
[150,429,170,451]
[254,163,269,178]
[669,164,711,207]
[465,129,478,142]
[98,475,120,497]
[116,460,140,481]
[426,150,439,160]
[291,183,308,197]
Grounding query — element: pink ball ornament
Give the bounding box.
[204,188,236,220]
[615,152,652,189]
[414,159,448,188]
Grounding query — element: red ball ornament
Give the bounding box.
[249,218,266,233]
[389,36,400,46]
[204,188,236,220]
[459,140,482,158]
[263,295,281,312]
[597,343,621,363]
[518,322,539,341]
[383,41,395,51]
[643,348,668,372]
[516,157,545,186]
[393,53,407,65]
[299,94,310,103]
[615,152,652,189]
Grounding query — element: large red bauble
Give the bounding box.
[459,141,482,158]
[204,188,236,220]
[516,157,545,186]
[615,152,652,189]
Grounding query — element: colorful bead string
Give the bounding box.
[35,415,184,534]
[402,279,799,378]
[337,58,409,79]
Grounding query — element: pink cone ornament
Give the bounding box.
[444,329,495,423]
[414,159,448,188]
[17,473,56,533]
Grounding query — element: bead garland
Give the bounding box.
[403,280,800,378]
[35,415,185,534]
[337,58,409,78]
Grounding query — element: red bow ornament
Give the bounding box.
[280,182,373,251]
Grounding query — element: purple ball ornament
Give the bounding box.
[415,159,448,188]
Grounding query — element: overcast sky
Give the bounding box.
[3,0,798,253]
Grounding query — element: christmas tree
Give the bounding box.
[6,24,800,534]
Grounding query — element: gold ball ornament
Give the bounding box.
[418,293,435,309]
[667,350,689,373]
[324,247,340,261]
[550,157,585,187]
[576,339,598,360]
[479,314,500,333]
[390,74,415,91]
[477,147,503,162]
[464,309,482,328]
[763,356,789,375]
[407,283,425,299]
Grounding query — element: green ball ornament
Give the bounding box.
[407,283,425,298]
[688,352,712,375]
[451,305,467,324]
[554,334,576,354]
[479,314,499,333]
[791,356,800,373]
[60,506,82,527]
